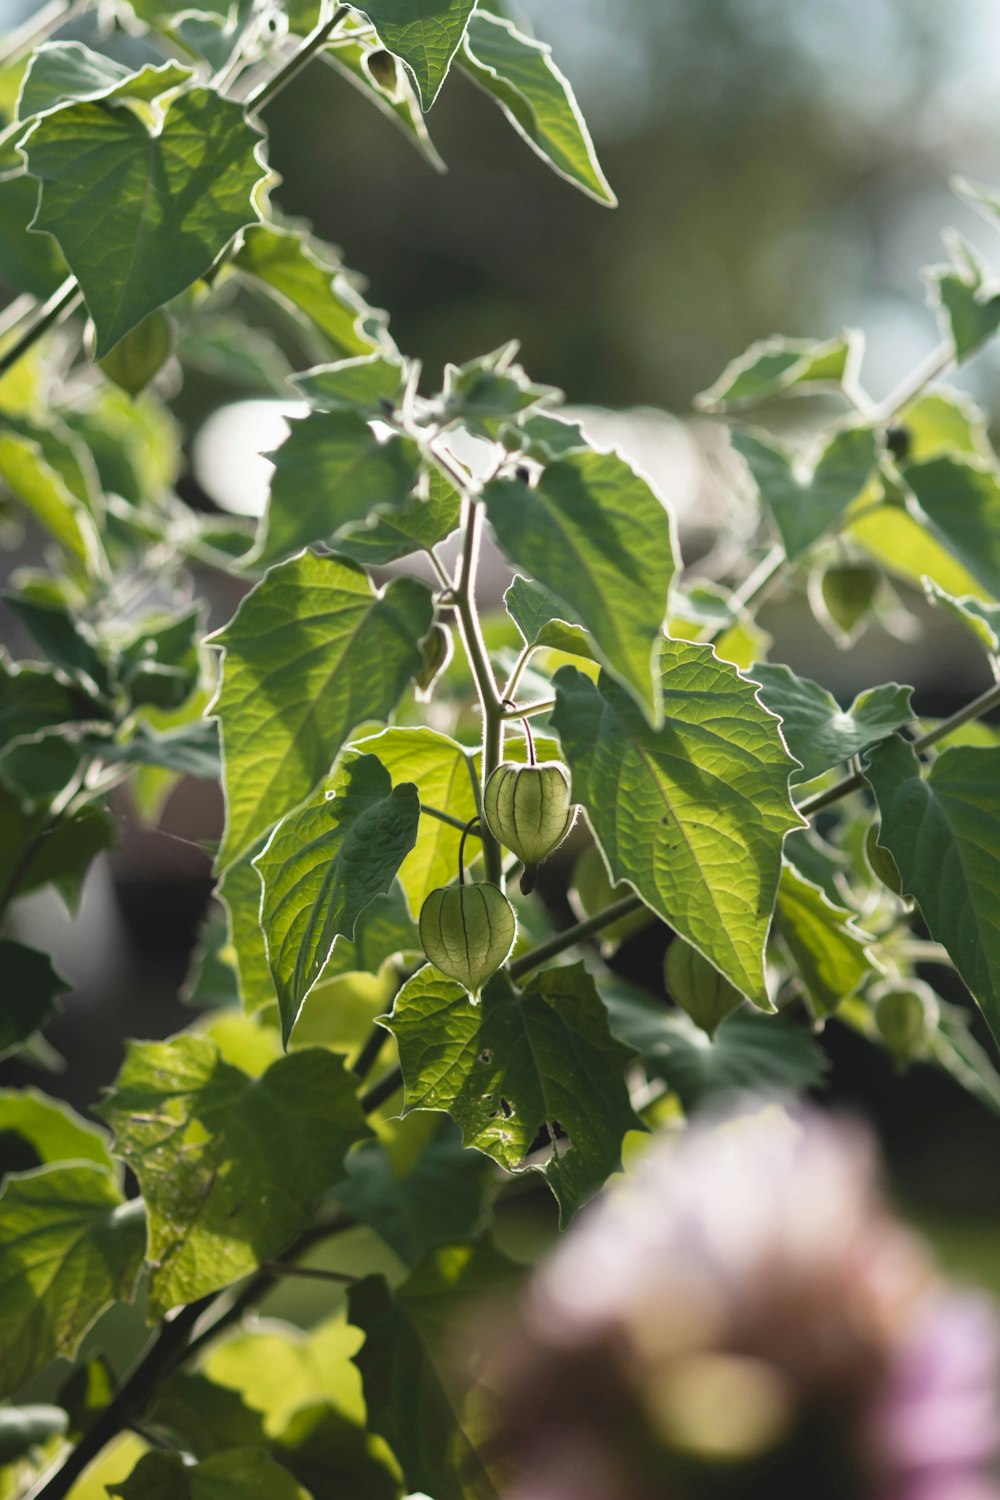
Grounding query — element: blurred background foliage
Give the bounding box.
[5,0,1000,1290]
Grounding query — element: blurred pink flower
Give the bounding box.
[487,1108,1000,1500]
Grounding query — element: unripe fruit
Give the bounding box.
[873,981,938,1061]
[812,562,879,645]
[484,761,574,893]
[665,939,743,1037]
[419,883,516,998]
[865,823,904,895]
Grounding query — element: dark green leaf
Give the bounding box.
[733,425,878,560]
[356,0,477,108]
[99,309,175,396]
[108,1447,308,1500]
[23,89,267,355]
[551,650,804,1007]
[750,663,914,783]
[0,939,68,1061]
[208,552,434,869]
[334,463,461,567]
[291,354,407,415]
[321,37,446,172]
[98,1035,372,1314]
[775,864,874,1018]
[0,789,116,911]
[255,752,420,1042]
[696,331,860,412]
[385,962,642,1221]
[3,594,110,697]
[928,234,1000,360]
[0,1404,68,1465]
[0,1164,145,1398]
[17,42,192,122]
[121,607,203,712]
[321,879,420,978]
[275,1399,400,1500]
[90,720,220,780]
[0,654,103,748]
[438,341,559,438]
[865,737,1000,1041]
[144,1371,267,1459]
[484,449,675,723]
[903,455,1000,599]
[924,580,1000,657]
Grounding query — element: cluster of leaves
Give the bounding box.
[1,0,1000,1497]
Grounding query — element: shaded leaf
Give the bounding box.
[356,0,477,108]
[928,234,1000,360]
[904,455,1000,599]
[144,1371,267,1460]
[0,939,68,1061]
[0,1404,68,1465]
[0,1088,114,1181]
[733,424,878,560]
[924,579,1000,657]
[291,354,407,415]
[504,574,595,660]
[17,42,191,122]
[0,427,104,573]
[0,789,116,911]
[696,330,860,412]
[334,463,461,567]
[775,864,874,1018]
[108,1447,309,1500]
[322,34,446,171]
[750,663,914,783]
[439,341,559,438]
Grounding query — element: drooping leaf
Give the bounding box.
[0,1164,145,1398]
[604,985,827,1111]
[17,42,192,123]
[750,663,914,783]
[321,37,447,172]
[551,649,804,1007]
[696,330,860,412]
[355,0,477,108]
[484,449,675,723]
[353,727,479,911]
[349,1244,522,1500]
[865,737,1000,1041]
[98,1035,372,1315]
[923,579,1000,657]
[255,753,420,1042]
[385,962,642,1221]
[438,342,560,438]
[334,463,461,567]
[2,593,110,697]
[220,851,276,1014]
[321,879,420,980]
[903,455,1000,599]
[461,11,616,205]
[927,234,1000,361]
[0,1088,114,1180]
[23,89,267,355]
[253,411,420,566]
[774,863,875,1018]
[0,789,116,911]
[0,428,105,573]
[928,1000,1000,1117]
[207,551,434,869]
[144,1371,267,1460]
[504,575,595,660]
[233,223,387,360]
[732,424,878,560]
[0,939,68,1061]
[108,1447,310,1500]
[89,720,221,780]
[291,354,407,416]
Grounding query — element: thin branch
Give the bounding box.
[351,1023,388,1082]
[506,697,554,720]
[420,802,480,834]
[874,341,953,425]
[260,1261,356,1284]
[0,277,82,382]
[508,893,646,980]
[244,3,349,114]
[360,1065,403,1114]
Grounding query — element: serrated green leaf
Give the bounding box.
[733,424,878,560]
[321,37,446,172]
[503,574,595,660]
[385,962,641,1220]
[336,1126,490,1265]
[775,863,874,1018]
[108,1447,310,1500]
[334,463,461,567]
[207,552,434,870]
[461,11,615,205]
[903,455,1000,599]
[506,410,588,460]
[0,788,116,911]
[604,984,826,1111]
[356,0,477,108]
[696,330,860,412]
[353,727,479,911]
[0,1163,145,1398]
[349,1245,521,1500]
[750,663,914,784]
[17,42,192,123]
[0,939,68,1061]
[0,428,105,573]
[98,1034,372,1315]
[551,647,804,1007]
[865,737,1000,1041]
[252,411,421,566]
[928,234,1000,360]
[256,753,420,1042]
[23,89,267,356]
[484,449,674,723]
[924,579,1000,656]
[0,1088,114,1180]
[291,354,407,415]
[438,341,560,438]
[233,223,387,360]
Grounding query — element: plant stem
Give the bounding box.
[0,277,82,382]
[704,542,785,647]
[506,697,555,720]
[875,341,953,425]
[508,893,645,980]
[421,802,479,833]
[359,1065,404,1114]
[259,1261,356,1283]
[244,3,348,113]
[452,496,504,884]
[351,1023,388,1082]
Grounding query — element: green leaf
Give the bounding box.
[334,463,461,568]
[461,12,616,205]
[0,789,116,911]
[484,449,675,723]
[121,607,203,712]
[0,1404,68,1466]
[349,1245,521,1500]
[696,330,860,412]
[928,1001,1000,1117]
[503,574,595,660]
[144,1371,268,1459]
[321,37,446,172]
[252,411,421,567]
[98,1035,372,1316]
[928,234,1000,360]
[865,737,1000,1041]
[321,879,420,979]
[0,939,68,1061]
[924,579,1000,657]
[89,720,221,780]
[353,727,479,911]
[233,223,387,360]
[17,42,192,122]
[903,456,1000,599]
[99,308,174,396]
[0,1164,145,1398]
[275,1399,400,1500]
[0,654,103,748]
[207,552,434,869]
[0,1088,114,1180]
[508,410,588,460]
[384,962,642,1221]
[220,851,276,1014]
[0,175,68,302]
[255,753,420,1043]
[604,985,826,1111]
[750,663,914,784]
[0,428,105,574]
[774,864,874,1018]
[355,0,477,108]
[732,425,878,560]
[438,342,560,438]
[291,354,407,415]
[108,1448,309,1500]
[23,89,267,356]
[551,648,804,1007]
[3,594,110,697]
[336,1126,490,1265]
